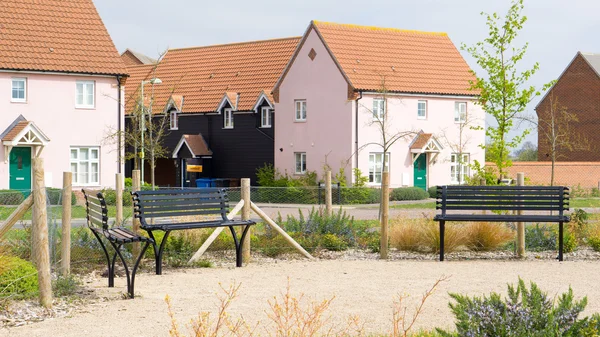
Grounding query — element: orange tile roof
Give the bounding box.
[183,134,212,157]
[0,0,127,76]
[312,21,477,96]
[410,133,433,150]
[2,121,29,142]
[124,37,300,114]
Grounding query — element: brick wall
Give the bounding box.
[536,53,600,161]
[486,161,600,188]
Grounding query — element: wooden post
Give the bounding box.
[132,170,141,256]
[116,173,123,226]
[380,171,390,259]
[32,158,52,308]
[0,195,33,239]
[325,171,332,216]
[61,172,72,276]
[517,172,526,258]
[241,178,251,263]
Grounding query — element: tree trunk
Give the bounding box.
[380,171,390,259]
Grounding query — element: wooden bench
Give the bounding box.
[82,190,153,298]
[433,185,570,261]
[132,188,255,275]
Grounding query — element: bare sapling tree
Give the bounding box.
[527,95,590,186]
[438,107,483,185]
[360,75,415,259]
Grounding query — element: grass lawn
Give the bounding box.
[390,201,436,209]
[0,205,133,221]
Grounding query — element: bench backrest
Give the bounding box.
[132,188,229,222]
[82,189,108,230]
[436,185,570,216]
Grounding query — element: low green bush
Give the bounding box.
[320,233,348,251]
[340,187,380,204]
[0,256,39,300]
[588,236,600,251]
[525,224,556,252]
[427,186,437,198]
[102,188,132,207]
[390,187,429,201]
[52,274,81,297]
[437,278,599,336]
[0,190,25,205]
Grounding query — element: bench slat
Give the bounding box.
[442,200,566,206]
[139,209,227,218]
[434,214,569,222]
[137,198,227,208]
[440,195,565,201]
[136,193,225,202]
[442,185,567,191]
[142,219,254,231]
[135,188,224,195]
[439,190,564,196]
[442,206,564,211]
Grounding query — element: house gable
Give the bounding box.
[536,52,600,161]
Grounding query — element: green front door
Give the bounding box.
[413,154,427,190]
[9,147,32,191]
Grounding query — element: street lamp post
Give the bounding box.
[140,78,162,183]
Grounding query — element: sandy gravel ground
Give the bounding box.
[3,258,600,337]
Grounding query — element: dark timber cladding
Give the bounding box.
[123,36,300,186]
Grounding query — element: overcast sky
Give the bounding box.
[94,0,600,148]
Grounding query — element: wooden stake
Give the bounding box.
[325,171,332,216]
[0,195,33,240]
[250,201,313,259]
[32,158,52,308]
[115,173,123,226]
[188,200,244,263]
[517,172,526,258]
[380,171,390,259]
[132,170,141,256]
[61,172,72,276]
[241,178,251,263]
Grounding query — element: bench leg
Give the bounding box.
[228,226,243,267]
[439,221,445,262]
[238,225,252,267]
[129,241,151,299]
[151,230,170,275]
[558,222,564,262]
[89,230,115,287]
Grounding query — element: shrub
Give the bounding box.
[53,274,82,297]
[525,224,556,252]
[0,190,25,205]
[279,207,355,243]
[437,279,596,336]
[340,187,379,204]
[428,186,437,198]
[0,256,38,300]
[124,177,152,190]
[390,187,429,201]
[390,221,422,251]
[390,217,467,253]
[46,188,76,206]
[102,188,132,207]
[561,230,578,253]
[466,222,513,251]
[320,234,348,251]
[254,234,296,257]
[588,236,600,252]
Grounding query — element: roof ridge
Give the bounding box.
[168,36,302,52]
[313,20,447,36]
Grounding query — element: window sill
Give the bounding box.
[259,126,272,128]
[223,126,234,129]
[76,106,96,110]
[294,120,307,123]
[417,116,427,120]
[11,99,27,104]
[170,127,179,131]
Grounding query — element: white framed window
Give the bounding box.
[369,152,390,184]
[295,100,306,121]
[76,80,95,108]
[295,152,306,174]
[373,98,385,119]
[454,102,467,123]
[224,108,234,128]
[11,78,26,102]
[261,106,272,128]
[450,153,470,184]
[70,147,100,185]
[417,100,427,119]
[170,111,178,130]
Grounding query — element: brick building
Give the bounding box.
[536,51,600,161]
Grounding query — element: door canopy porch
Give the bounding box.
[1,115,50,161]
[172,134,213,159]
[409,132,443,164]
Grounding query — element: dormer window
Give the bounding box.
[170,110,178,130]
[224,108,234,129]
[261,107,272,128]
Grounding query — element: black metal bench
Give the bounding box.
[132,188,255,275]
[433,185,570,261]
[82,190,153,298]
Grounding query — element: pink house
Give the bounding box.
[0,0,127,190]
[273,21,484,188]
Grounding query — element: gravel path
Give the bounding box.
[4,258,600,336]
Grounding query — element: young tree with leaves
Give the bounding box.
[463,0,551,180]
